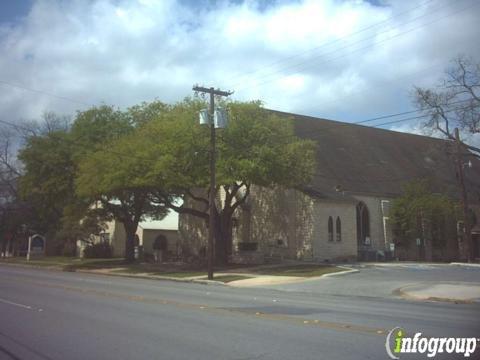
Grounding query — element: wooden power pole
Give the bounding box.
[454,128,473,262]
[192,86,233,280]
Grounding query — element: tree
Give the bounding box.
[414,56,479,261]
[75,139,168,263]
[15,111,71,140]
[17,102,173,259]
[19,105,136,257]
[74,102,170,262]
[98,99,317,265]
[18,130,75,240]
[390,180,459,261]
[0,126,26,256]
[414,55,480,155]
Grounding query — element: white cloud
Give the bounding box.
[0,0,478,131]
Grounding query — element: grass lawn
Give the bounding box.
[110,267,206,278]
[252,264,344,277]
[1,256,345,279]
[1,257,209,278]
[0,256,74,267]
[153,271,206,278]
[0,256,125,269]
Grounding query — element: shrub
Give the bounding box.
[83,243,112,258]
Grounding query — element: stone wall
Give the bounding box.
[179,186,317,262]
[238,186,316,261]
[312,200,357,262]
[175,188,467,263]
[179,186,362,263]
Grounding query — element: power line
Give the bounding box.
[0,0,474,131]
[0,2,473,133]
[232,0,477,93]
[261,98,473,143]
[365,98,472,124]
[221,0,436,86]
[0,97,470,167]
[1,1,465,112]
[0,115,155,166]
[314,62,444,110]
[0,80,91,106]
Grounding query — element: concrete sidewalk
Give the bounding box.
[226,266,358,287]
[398,283,480,303]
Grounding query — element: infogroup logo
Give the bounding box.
[385,327,478,359]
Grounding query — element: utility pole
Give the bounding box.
[454,128,472,262]
[192,85,233,280]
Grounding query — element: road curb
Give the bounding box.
[75,269,227,286]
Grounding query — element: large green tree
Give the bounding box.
[19,130,75,238]
[19,103,169,259]
[73,102,170,262]
[83,99,316,265]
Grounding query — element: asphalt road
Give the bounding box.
[264,263,480,299]
[0,264,479,360]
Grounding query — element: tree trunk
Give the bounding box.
[215,212,233,266]
[123,222,137,263]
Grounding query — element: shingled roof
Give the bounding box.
[270,110,480,202]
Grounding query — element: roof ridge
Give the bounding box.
[265,108,451,144]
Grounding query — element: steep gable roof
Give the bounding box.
[269,110,480,201]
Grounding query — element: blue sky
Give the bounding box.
[0,0,479,141]
[0,0,33,24]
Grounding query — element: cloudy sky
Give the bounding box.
[0,0,479,135]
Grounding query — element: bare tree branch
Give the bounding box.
[414,55,480,142]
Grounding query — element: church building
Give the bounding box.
[179,111,480,263]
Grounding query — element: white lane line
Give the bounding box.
[0,298,33,310]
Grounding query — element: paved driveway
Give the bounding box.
[263,263,480,299]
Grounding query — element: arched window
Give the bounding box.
[356,202,370,245]
[336,217,342,242]
[328,216,333,242]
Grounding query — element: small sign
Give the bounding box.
[389,243,395,252]
[31,236,44,251]
[416,238,421,246]
[364,237,371,245]
[27,234,46,260]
